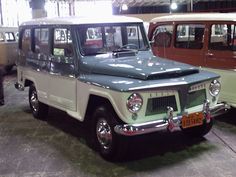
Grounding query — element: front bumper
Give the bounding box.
[114,101,230,136]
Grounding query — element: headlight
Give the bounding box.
[209,79,221,97]
[126,93,143,113]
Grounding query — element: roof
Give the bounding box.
[20,16,143,26]
[150,13,236,23]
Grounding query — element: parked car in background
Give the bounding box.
[0,27,18,73]
[148,13,236,108]
[15,16,227,161]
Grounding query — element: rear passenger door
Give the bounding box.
[48,27,77,111]
[27,27,50,103]
[171,23,206,66]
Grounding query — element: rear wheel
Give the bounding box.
[29,84,49,119]
[92,104,127,161]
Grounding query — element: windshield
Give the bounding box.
[77,23,149,56]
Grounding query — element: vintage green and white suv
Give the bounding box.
[15,16,228,160]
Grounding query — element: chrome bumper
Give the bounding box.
[114,101,230,136]
[114,116,182,136]
[210,102,230,117]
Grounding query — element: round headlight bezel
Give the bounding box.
[209,79,221,97]
[126,93,143,113]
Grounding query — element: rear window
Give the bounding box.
[209,24,236,51]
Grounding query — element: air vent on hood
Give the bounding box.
[112,49,137,58]
[147,69,199,80]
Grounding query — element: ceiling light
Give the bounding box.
[122,4,128,11]
[170,2,177,10]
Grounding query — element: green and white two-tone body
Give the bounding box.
[15,16,228,160]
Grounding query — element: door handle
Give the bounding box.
[206,52,214,57]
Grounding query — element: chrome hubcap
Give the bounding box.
[96,118,112,150]
[30,90,39,112]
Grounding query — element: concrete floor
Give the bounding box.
[1,70,236,177]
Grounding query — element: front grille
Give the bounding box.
[186,89,206,109]
[146,95,177,116]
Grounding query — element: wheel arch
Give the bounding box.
[84,94,121,124]
[24,79,34,87]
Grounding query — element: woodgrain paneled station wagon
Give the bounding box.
[15,16,228,161]
[148,13,236,108]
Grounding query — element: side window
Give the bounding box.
[175,24,205,49]
[21,29,31,53]
[33,28,49,54]
[0,32,5,42]
[51,28,74,76]
[53,28,73,57]
[5,32,15,42]
[152,25,173,47]
[209,24,236,51]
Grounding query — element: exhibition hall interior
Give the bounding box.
[0,0,236,176]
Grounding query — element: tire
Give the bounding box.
[29,84,49,119]
[181,119,213,137]
[91,104,127,161]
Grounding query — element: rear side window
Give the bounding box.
[53,28,73,57]
[51,28,74,76]
[21,29,31,53]
[33,28,49,54]
[209,24,236,51]
[151,25,173,47]
[175,24,205,49]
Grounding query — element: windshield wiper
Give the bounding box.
[112,48,136,53]
[84,52,107,56]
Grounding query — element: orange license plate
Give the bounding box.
[181,112,204,129]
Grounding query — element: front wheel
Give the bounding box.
[181,119,213,137]
[29,84,49,119]
[92,104,127,161]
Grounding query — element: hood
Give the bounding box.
[82,52,199,80]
